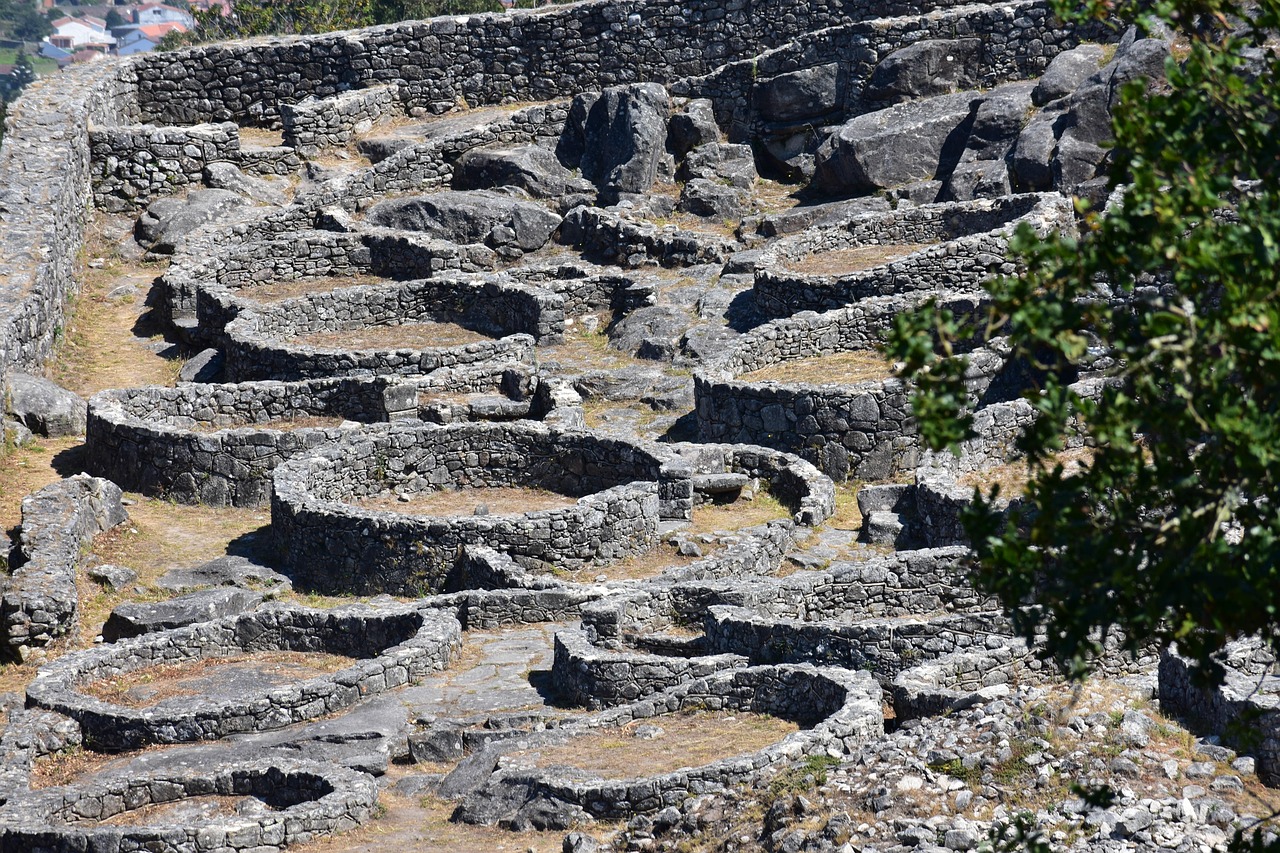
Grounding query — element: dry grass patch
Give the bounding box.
[559,540,717,582]
[237,126,286,148]
[292,320,495,350]
[291,781,580,853]
[754,178,803,214]
[781,244,925,275]
[52,214,180,397]
[0,437,84,537]
[79,650,356,709]
[740,349,895,385]
[232,273,386,303]
[355,486,580,517]
[957,447,1095,496]
[514,710,799,778]
[95,794,259,826]
[78,499,272,641]
[688,491,791,537]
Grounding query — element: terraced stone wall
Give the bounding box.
[89,121,239,212]
[128,0,978,126]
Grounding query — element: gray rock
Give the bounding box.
[1032,43,1106,106]
[680,324,741,364]
[681,142,757,189]
[203,162,286,205]
[667,98,720,158]
[757,196,891,237]
[580,83,672,201]
[963,81,1036,160]
[758,125,830,181]
[86,564,137,591]
[555,90,601,169]
[607,305,690,361]
[269,728,391,776]
[564,831,601,853]
[6,373,86,437]
[866,39,983,105]
[943,826,980,850]
[754,63,840,123]
[409,723,465,763]
[571,366,672,402]
[943,160,1010,202]
[811,92,980,196]
[156,555,292,597]
[177,348,224,383]
[678,179,750,220]
[102,587,263,641]
[366,190,562,253]
[3,418,34,447]
[454,145,580,199]
[1052,134,1108,193]
[1009,108,1062,192]
[135,189,244,254]
[438,749,502,798]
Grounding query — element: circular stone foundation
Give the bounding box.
[221,276,550,381]
[271,421,686,595]
[85,378,419,507]
[27,603,461,750]
[0,757,377,853]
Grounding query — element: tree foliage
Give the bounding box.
[888,0,1280,683]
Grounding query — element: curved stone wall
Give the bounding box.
[459,664,883,821]
[27,603,461,750]
[0,758,378,853]
[694,292,996,480]
[752,194,1074,317]
[85,378,418,507]
[271,422,680,594]
[222,289,539,382]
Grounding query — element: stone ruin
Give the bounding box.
[0,0,1274,851]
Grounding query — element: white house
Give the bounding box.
[47,16,116,48]
[132,4,194,27]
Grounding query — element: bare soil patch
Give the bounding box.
[781,244,924,275]
[231,273,385,303]
[514,710,799,778]
[292,320,494,350]
[187,414,348,434]
[237,126,286,148]
[79,650,356,709]
[355,486,580,517]
[957,447,1095,496]
[0,437,83,537]
[740,349,894,385]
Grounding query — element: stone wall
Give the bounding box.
[891,638,1049,720]
[271,422,677,594]
[85,378,418,507]
[2,476,127,659]
[0,62,136,391]
[461,664,883,820]
[89,121,239,212]
[1160,641,1280,785]
[128,0,976,125]
[752,195,1073,317]
[281,84,402,154]
[677,0,1111,138]
[0,758,378,852]
[27,603,461,750]
[559,206,736,269]
[694,293,993,480]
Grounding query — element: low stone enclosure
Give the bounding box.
[751,194,1076,317]
[27,603,462,750]
[2,0,1272,848]
[0,758,378,853]
[455,665,883,824]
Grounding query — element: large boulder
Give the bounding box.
[865,39,983,105]
[678,179,750,220]
[667,98,720,159]
[203,162,287,206]
[135,189,244,254]
[579,83,672,200]
[5,374,86,437]
[554,91,601,170]
[101,588,262,642]
[454,145,581,199]
[1032,43,1107,106]
[962,81,1036,160]
[366,190,562,253]
[753,62,841,123]
[810,91,979,196]
[680,142,757,189]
